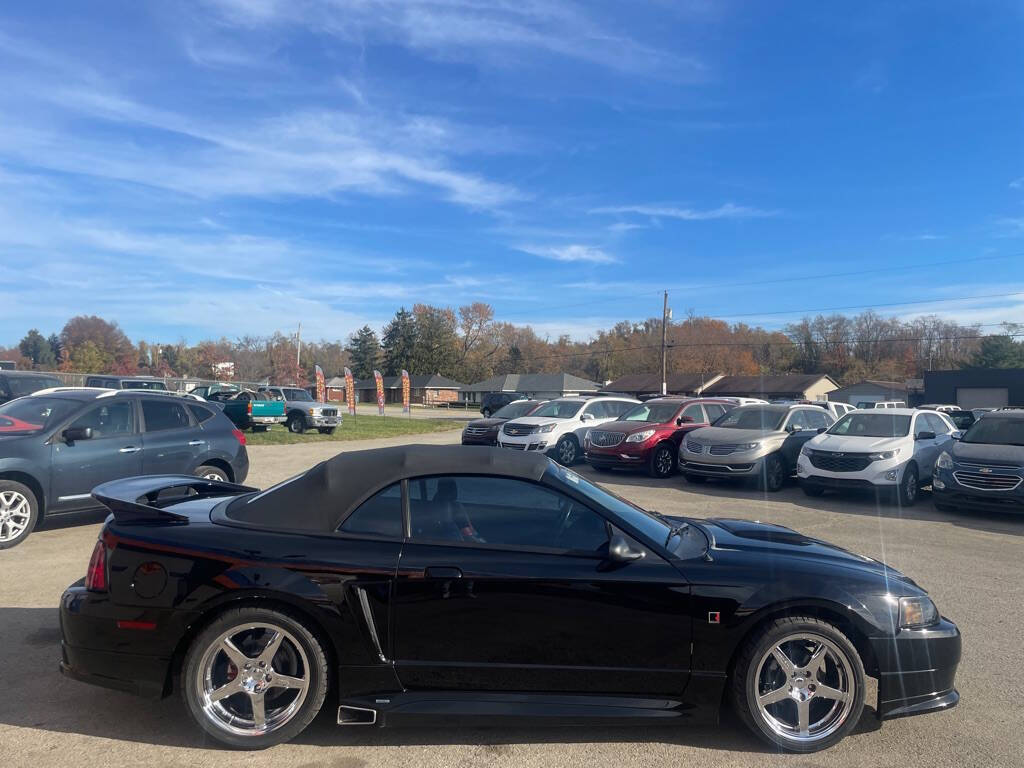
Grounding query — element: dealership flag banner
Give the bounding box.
[344,367,356,416]
[401,370,411,414]
[374,370,385,416]
[314,365,326,404]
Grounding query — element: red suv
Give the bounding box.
[583,397,736,478]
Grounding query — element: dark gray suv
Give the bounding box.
[0,389,249,549]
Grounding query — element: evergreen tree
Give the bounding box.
[381,308,418,375]
[347,325,382,379]
[18,328,56,368]
[969,335,1024,368]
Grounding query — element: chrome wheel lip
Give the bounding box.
[752,632,856,745]
[0,490,32,543]
[197,621,310,738]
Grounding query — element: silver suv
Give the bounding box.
[679,404,833,491]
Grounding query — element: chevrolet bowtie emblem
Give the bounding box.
[979,467,993,474]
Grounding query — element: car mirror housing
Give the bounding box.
[63,426,93,444]
[580,413,595,422]
[951,430,964,440]
[816,427,827,433]
[678,415,694,424]
[915,430,936,441]
[607,532,645,563]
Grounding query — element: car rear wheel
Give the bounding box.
[196,465,229,483]
[897,463,919,507]
[731,616,865,753]
[0,481,38,550]
[759,453,786,492]
[182,607,329,749]
[555,435,579,465]
[286,414,305,434]
[649,444,675,478]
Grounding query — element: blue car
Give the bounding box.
[933,408,1024,514]
[0,388,249,549]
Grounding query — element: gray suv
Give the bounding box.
[0,389,249,549]
[679,403,833,491]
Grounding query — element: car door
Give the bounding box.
[779,409,816,468]
[915,413,949,479]
[392,474,692,695]
[139,398,205,475]
[49,398,142,511]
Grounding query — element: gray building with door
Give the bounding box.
[923,368,1024,408]
[827,380,908,407]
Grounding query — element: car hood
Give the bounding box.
[465,417,507,429]
[699,517,918,586]
[590,421,673,435]
[808,434,905,452]
[505,416,574,428]
[951,440,1024,466]
[687,426,782,443]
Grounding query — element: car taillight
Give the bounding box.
[85,539,107,591]
[232,427,246,446]
[247,400,253,416]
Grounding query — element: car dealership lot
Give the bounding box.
[1,432,1022,768]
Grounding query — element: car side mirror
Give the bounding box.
[785,423,798,433]
[580,412,595,422]
[816,427,827,434]
[62,426,93,444]
[951,430,964,441]
[607,531,645,563]
[678,415,694,425]
[915,430,936,441]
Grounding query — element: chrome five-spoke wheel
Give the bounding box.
[754,634,856,743]
[0,485,36,548]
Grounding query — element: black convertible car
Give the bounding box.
[59,446,960,752]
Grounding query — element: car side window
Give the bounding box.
[142,399,192,432]
[786,410,810,430]
[923,413,947,434]
[805,409,829,429]
[584,401,609,419]
[610,401,634,417]
[408,475,609,553]
[188,404,216,423]
[339,483,403,538]
[682,404,706,423]
[67,401,135,438]
[704,404,726,422]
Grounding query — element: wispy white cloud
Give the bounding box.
[589,202,778,221]
[882,233,947,242]
[1010,177,1023,189]
[516,244,617,263]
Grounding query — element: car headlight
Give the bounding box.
[936,451,953,469]
[740,442,760,451]
[308,408,316,416]
[538,423,557,433]
[800,444,813,457]
[868,448,901,461]
[899,596,939,629]
[626,429,656,443]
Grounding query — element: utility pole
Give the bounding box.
[296,322,302,368]
[661,290,670,395]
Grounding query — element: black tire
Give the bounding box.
[730,615,866,753]
[683,473,707,484]
[758,453,786,492]
[286,413,305,434]
[554,435,579,466]
[0,479,39,550]
[897,463,919,507]
[182,606,329,749]
[649,443,676,478]
[318,427,336,435]
[196,465,229,483]
[801,483,826,498]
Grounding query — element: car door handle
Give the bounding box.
[424,566,462,579]
[188,440,204,446]
[119,446,140,453]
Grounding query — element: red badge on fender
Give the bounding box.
[708,611,721,624]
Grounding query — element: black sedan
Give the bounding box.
[59,446,960,752]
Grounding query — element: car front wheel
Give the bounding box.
[897,463,919,507]
[182,607,329,749]
[0,480,38,550]
[731,616,865,753]
[555,435,579,465]
[287,414,305,434]
[759,453,786,492]
[649,443,675,478]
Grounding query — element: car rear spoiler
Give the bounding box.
[91,475,257,523]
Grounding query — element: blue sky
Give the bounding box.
[1,0,1023,344]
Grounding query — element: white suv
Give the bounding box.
[796,408,956,505]
[497,396,639,465]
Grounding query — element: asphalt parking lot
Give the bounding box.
[1,431,1022,768]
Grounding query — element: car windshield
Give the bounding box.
[283,388,313,401]
[960,417,1024,446]
[530,400,584,419]
[620,402,682,423]
[0,397,82,435]
[122,380,167,390]
[5,376,61,396]
[827,413,912,437]
[714,407,786,431]
[493,401,538,419]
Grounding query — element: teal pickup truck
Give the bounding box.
[204,389,286,431]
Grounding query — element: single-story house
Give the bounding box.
[826,379,908,408]
[349,374,464,405]
[325,376,347,402]
[601,372,724,399]
[703,374,840,402]
[461,373,601,403]
[923,368,1024,409]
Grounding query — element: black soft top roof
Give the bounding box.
[224,444,552,532]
